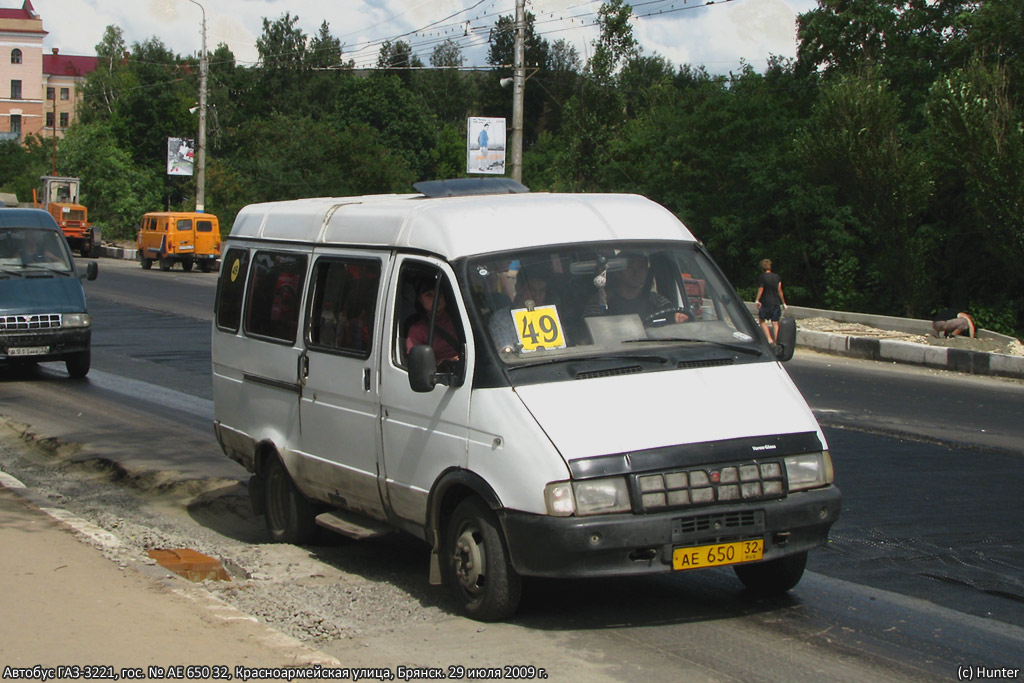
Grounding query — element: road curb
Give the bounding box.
[98,245,137,260]
[797,328,1024,380]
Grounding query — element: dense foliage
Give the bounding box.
[2,0,1021,333]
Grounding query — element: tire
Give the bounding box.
[159,257,172,271]
[442,498,521,621]
[140,257,152,270]
[182,257,194,273]
[65,348,91,379]
[80,245,91,258]
[263,456,317,544]
[734,550,807,596]
[199,260,211,273]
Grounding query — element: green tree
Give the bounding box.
[795,76,933,314]
[57,121,161,238]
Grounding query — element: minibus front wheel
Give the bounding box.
[264,456,317,544]
[734,550,807,596]
[443,498,521,621]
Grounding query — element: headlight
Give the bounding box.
[785,451,834,491]
[62,313,91,328]
[544,477,631,517]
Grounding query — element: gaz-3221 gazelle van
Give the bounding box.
[212,179,841,621]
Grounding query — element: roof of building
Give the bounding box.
[0,0,37,20]
[43,51,97,77]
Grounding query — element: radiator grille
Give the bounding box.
[635,460,786,512]
[0,313,61,331]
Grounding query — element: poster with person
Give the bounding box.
[466,117,506,175]
[167,137,195,176]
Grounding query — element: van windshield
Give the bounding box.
[466,242,764,370]
[0,228,73,274]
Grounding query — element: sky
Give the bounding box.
[17,0,820,74]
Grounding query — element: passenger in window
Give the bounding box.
[488,260,561,351]
[584,252,689,323]
[405,277,461,363]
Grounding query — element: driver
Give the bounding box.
[584,252,689,323]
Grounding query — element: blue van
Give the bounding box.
[0,208,98,378]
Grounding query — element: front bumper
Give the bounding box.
[0,328,91,364]
[500,485,841,578]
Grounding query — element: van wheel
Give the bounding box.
[199,260,211,273]
[182,257,194,273]
[159,257,172,271]
[442,498,521,621]
[734,551,807,596]
[264,456,317,544]
[65,349,90,379]
[140,257,152,270]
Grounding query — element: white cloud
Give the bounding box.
[15,0,817,73]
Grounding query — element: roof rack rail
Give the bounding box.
[413,178,530,198]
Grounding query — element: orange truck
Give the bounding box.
[137,211,221,272]
[35,176,101,257]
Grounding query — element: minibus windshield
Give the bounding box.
[466,242,763,368]
[0,228,73,274]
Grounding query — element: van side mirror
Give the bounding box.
[84,261,98,281]
[775,316,796,362]
[408,345,438,393]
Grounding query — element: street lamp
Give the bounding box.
[188,0,208,213]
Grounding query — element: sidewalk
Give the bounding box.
[0,477,339,671]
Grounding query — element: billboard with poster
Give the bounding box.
[167,137,195,176]
[467,117,506,175]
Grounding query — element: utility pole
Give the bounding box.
[510,0,525,183]
[189,0,208,212]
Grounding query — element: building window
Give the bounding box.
[11,49,21,64]
[59,112,69,128]
[10,115,21,134]
[60,88,69,100]
[46,112,54,127]
[46,87,54,100]
[10,80,21,100]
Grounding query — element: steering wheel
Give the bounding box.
[642,307,691,327]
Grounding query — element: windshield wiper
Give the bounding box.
[19,264,71,276]
[622,337,764,356]
[0,267,24,277]
[508,353,670,370]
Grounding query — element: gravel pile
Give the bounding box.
[0,428,450,646]
[796,317,1024,356]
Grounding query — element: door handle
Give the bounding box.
[363,367,371,392]
[299,354,309,384]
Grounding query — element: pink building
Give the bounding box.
[0,0,95,143]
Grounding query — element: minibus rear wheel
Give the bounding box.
[734,550,807,596]
[264,456,317,544]
[443,498,521,621]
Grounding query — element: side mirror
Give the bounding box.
[775,316,797,362]
[408,345,438,393]
[85,261,98,281]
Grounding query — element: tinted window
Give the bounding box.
[176,219,193,231]
[244,251,308,343]
[306,258,381,358]
[196,220,214,232]
[215,248,250,332]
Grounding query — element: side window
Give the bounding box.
[176,219,193,231]
[196,220,213,232]
[245,251,308,343]
[215,248,250,332]
[393,263,465,371]
[306,258,381,358]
